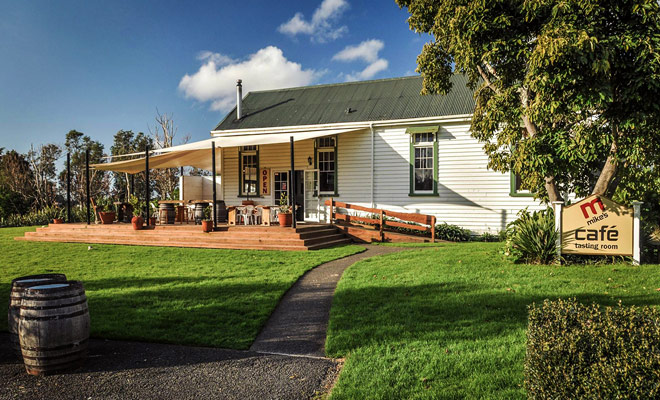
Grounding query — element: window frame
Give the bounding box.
[314,135,338,197]
[239,145,259,197]
[409,130,439,197]
[509,171,534,197]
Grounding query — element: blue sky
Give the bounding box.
[0,0,427,154]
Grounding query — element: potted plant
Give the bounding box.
[277,193,292,227]
[97,197,116,224]
[149,199,159,226]
[52,207,65,224]
[201,206,213,232]
[128,195,143,230]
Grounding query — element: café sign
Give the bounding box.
[560,195,634,256]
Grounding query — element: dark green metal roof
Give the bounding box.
[213,75,475,131]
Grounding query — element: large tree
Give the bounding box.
[27,143,62,209]
[59,130,109,204]
[0,149,34,218]
[397,0,660,204]
[149,110,189,199]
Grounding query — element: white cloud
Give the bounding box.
[278,0,349,43]
[179,46,321,111]
[333,39,389,81]
[332,39,384,63]
[197,51,234,66]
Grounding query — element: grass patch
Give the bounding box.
[326,242,660,399]
[1,226,363,349]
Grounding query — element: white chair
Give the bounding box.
[254,206,263,225]
[244,205,255,225]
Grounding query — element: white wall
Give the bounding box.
[217,122,545,234]
[179,176,222,202]
[333,123,545,234]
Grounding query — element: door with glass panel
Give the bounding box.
[273,171,289,208]
[303,170,320,222]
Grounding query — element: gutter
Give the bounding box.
[210,114,473,137]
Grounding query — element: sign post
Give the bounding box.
[633,201,643,265]
[553,201,564,263]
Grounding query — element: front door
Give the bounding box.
[304,170,320,222]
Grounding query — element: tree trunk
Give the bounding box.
[592,141,618,197]
[545,176,562,203]
[521,111,563,202]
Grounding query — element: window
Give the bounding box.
[510,172,534,197]
[316,136,337,195]
[410,132,438,195]
[239,146,258,196]
[274,171,289,204]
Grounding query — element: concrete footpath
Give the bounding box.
[250,245,409,357]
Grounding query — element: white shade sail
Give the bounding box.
[91,127,363,174]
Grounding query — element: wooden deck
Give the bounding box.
[15,223,352,251]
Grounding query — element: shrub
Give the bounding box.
[503,208,558,264]
[525,298,660,399]
[0,206,88,227]
[434,222,472,242]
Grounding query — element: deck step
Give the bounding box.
[18,223,353,251]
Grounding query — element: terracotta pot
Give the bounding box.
[149,217,157,226]
[131,216,143,230]
[52,218,64,224]
[99,212,115,224]
[278,212,292,227]
[201,220,213,232]
[242,200,255,206]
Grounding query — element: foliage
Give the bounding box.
[434,222,472,242]
[0,206,87,227]
[203,205,213,221]
[26,143,62,209]
[0,227,363,349]
[278,192,291,213]
[478,231,501,242]
[59,130,109,205]
[95,196,113,213]
[397,0,660,205]
[326,243,660,399]
[503,208,558,264]
[526,298,660,399]
[128,194,143,218]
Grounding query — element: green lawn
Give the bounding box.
[1,226,363,349]
[326,242,660,399]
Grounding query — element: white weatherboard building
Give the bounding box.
[97,75,545,234]
[209,76,544,234]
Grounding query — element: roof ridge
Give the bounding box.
[246,75,422,95]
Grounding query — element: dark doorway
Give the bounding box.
[293,170,304,221]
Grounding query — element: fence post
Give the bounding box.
[633,201,643,265]
[431,215,436,243]
[329,197,334,224]
[379,210,384,242]
[552,201,564,264]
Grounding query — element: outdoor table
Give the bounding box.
[227,205,272,226]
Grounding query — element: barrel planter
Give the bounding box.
[98,211,115,224]
[158,203,176,224]
[8,274,67,358]
[18,281,90,376]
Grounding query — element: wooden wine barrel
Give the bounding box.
[8,273,67,358]
[194,203,208,225]
[215,200,228,223]
[158,203,176,224]
[18,281,90,376]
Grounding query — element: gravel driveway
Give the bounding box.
[0,333,339,400]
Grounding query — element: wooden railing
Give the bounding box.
[325,199,436,243]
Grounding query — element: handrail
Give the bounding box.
[325,198,436,242]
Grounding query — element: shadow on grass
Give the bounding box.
[327,281,660,354]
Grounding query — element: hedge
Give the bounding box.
[525,298,660,399]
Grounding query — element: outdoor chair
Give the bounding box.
[244,205,255,225]
[254,206,263,225]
